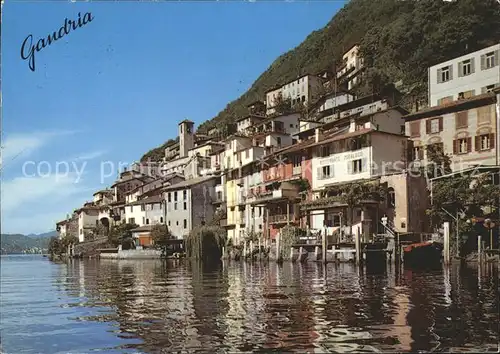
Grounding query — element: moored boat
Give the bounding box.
[403,241,443,268]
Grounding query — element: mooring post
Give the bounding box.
[355,227,361,265]
[443,222,450,265]
[315,246,320,261]
[276,232,281,263]
[244,242,247,259]
[478,235,482,265]
[322,228,327,264]
[250,240,254,259]
[332,244,336,262]
[258,238,262,261]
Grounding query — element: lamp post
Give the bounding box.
[484,218,495,249]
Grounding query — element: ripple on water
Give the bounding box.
[1,256,498,353]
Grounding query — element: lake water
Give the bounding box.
[1,255,498,353]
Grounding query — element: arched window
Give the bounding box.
[160,217,164,224]
[387,188,395,208]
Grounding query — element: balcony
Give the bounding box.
[269,214,294,224]
[248,186,299,205]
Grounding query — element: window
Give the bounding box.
[437,96,453,106]
[290,124,294,128]
[320,165,332,179]
[414,146,423,160]
[320,145,330,157]
[141,204,145,211]
[455,111,468,129]
[176,221,179,226]
[482,84,499,94]
[168,220,171,226]
[458,58,473,77]
[426,117,442,134]
[292,155,301,168]
[477,106,492,125]
[129,218,135,224]
[183,219,187,229]
[160,217,164,224]
[482,51,499,70]
[476,134,494,151]
[387,188,396,208]
[277,137,281,146]
[438,65,451,83]
[410,121,420,137]
[351,159,364,174]
[454,138,470,154]
[168,193,171,202]
[430,119,440,133]
[174,191,178,202]
[183,190,187,200]
[183,202,187,210]
[462,90,475,99]
[174,203,177,210]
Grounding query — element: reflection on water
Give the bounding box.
[1,255,498,353]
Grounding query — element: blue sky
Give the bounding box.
[2,1,346,234]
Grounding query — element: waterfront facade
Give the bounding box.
[405,92,499,171]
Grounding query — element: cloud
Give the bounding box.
[1,130,78,170]
[1,173,93,213]
[1,172,98,234]
[69,150,107,161]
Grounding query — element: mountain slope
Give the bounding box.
[1,234,51,254]
[141,0,500,161]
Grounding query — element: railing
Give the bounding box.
[268,214,292,224]
[292,166,302,176]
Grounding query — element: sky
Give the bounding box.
[1,0,347,235]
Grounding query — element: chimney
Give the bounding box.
[315,128,320,143]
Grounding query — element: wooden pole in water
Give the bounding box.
[322,226,327,264]
[276,231,281,263]
[443,222,450,265]
[355,227,361,266]
[478,235,482,265]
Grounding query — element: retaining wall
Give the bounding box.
[100,249,162,259]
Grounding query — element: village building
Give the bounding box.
[336,44,365,90]
[404,91,499,172]
[74,203,101,242]
[265,74,325,115]
[164,175,218,240]
[428,43,500,107]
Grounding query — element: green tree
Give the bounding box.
[336,182,386,237]
[186,225,226,261]
[108,223,138,248]
[428,172,500,254]
[151,224,173,255]
[425,144,451,179]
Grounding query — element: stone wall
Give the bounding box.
[100,249,162,259]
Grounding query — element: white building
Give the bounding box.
[164,176,217,239]
[265,74,325,115]
[429,43,500,106]
[75,204,100,242]
[337,44,364,90]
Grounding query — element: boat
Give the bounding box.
[403,241,443,268]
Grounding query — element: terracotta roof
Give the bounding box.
[131,225,155,233]
[404,92,496,121]
[56,219,69,226]
[179,119,194,125]
[164,175,216,191]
